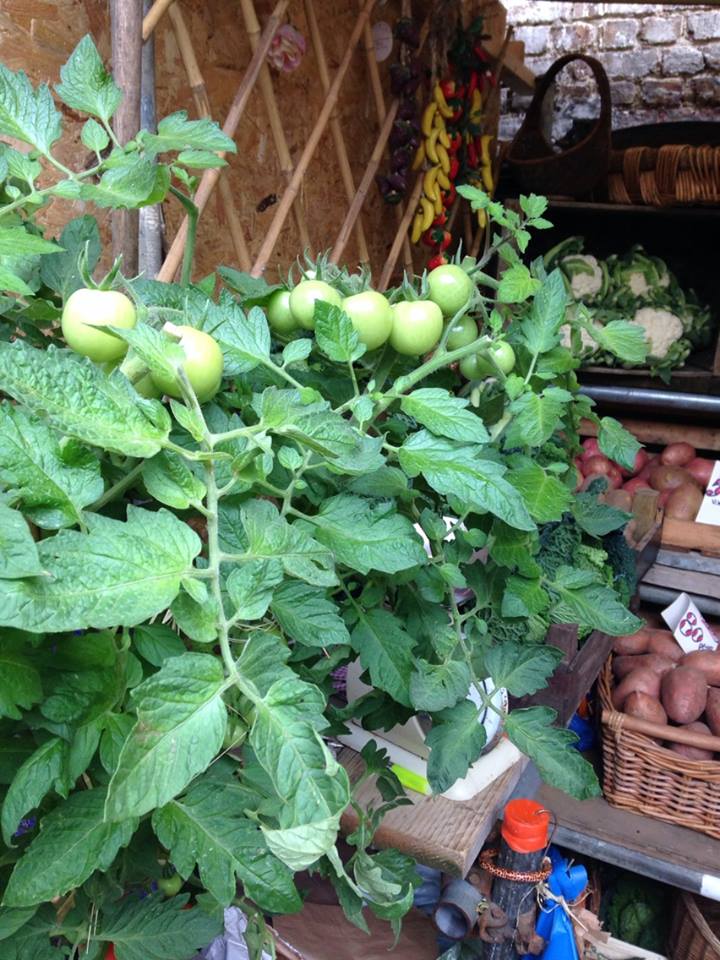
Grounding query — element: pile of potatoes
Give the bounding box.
[612,626,720,760]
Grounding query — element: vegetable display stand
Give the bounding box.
[599,661,720,840]
[670,892,720,960]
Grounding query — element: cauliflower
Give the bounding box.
[562,254,604,300]
[632,307,683,358]
[560,322,596,354]
[627,271,649,297]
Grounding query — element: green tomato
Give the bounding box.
[289,280,343,330]
[151,325,224,403]
[342,290,393,350]
[390,300,444,356]
[157,871,183,897]
[267,289,297,333]
[446,315,479,351]
[459,341,516,380]
[61,288,137,363]
[427,264,474,318]
[133,371,162,399]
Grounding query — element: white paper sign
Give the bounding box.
[695,460,720,526]
[662,592,719,653]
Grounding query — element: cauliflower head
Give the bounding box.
[632,307,684,358]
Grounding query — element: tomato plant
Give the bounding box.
[266,289,297,334]
[0,36,651,960]
[446,314,479,350]
[460,341,516,379]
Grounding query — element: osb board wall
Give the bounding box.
[0,0,421,283]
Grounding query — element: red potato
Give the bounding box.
[637,458,659,481]
[680,650,720,686]
[661,666,707,724]
[620,448,650,479]
[583,455,612,476]
[573,466,583,492]
[612,668,661,710]
[665,483,703,521]
[667,721,715,761]
[649,464,693,492]
[606,465,623,490]
[613,654,676,680]
[623,691,668,726]
[623,477,652,496]
[658,489,673,509]
[613,629,651,656]
[646,631,684,662]
[660,442,696,467]
[605,489,633,511]
[705,688,720,736]
[582,437,600,458]
[687,457,716,489]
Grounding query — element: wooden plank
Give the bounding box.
[339,748,526,877]
[656,549,720,575]
[580,418,720,453]
[536,785,720,901]
[643,563,720,598]
[661,518,720,558]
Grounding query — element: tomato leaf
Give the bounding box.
[152,776,301,912]
[0,229,61,258]
[0,637,43,721]
[399,431,535,532]
[0,63,61,154]
[507,459,572,523]
[142,451,206,510]
[400,389,489,444]
[76,156,169,209]
[105,653,227,821]
[547,570,643,636]
[504,706,601,800]
[3,789,136,907]
[483,642,562,697]
[313,302,366,363]
[0,503,42,579]
[409,659,470,712]
[503,387,573,450]
[271,580,350,647]
[55,35,122,124]
[351,609,414,708]
[1,738,68,847]
[142,110,236,156]
[425,700,487,794]
[0,342,171,458]
[597,416,642,472]
[97,892,223,960]
[516,269,566,355]
[39,216,101,301]
[132,624,186,667]
[572,491,631,537]
[501,576,549,618]
[497,263,541,304]
[588,319,648,365]
[310,494,428,574]
[227,558,283,622]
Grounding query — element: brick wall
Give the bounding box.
[499,2,720,140]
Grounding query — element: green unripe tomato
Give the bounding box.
[341,290,393,350]
[289,280,343,330]
[157,871,183,897]
[61,288,137,363]
[267,289,297,334]
[459,341,516,380]
[151,324,224,403]
[427,264,474,317]
[446,315,479,351]
[133,371,163,399]
[389,300,443,356]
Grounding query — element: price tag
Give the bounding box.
[695,460,720,526]
[662,592,719,653]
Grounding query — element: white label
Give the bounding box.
[662,592,719,653]
[701,874,720,902]
[695,460,720,526]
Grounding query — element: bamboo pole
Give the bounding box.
[168,3,251,271]
[139,0,164,277]
[378,172,423,290]
[250,0,377,278]
[330,16,430,268]
[330,102,397,265]
[157,0,288,283]
[303,0,369,263]
[358,0,413,275]
[142,0,176,40]
[239,0,311,252]
[110,0,143,277]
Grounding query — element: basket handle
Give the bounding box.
[602,709,720,751]
[520,54,611,135]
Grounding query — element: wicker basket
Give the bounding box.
[670,893,720,960]
[599,661,720,839]
[607,144,720,206]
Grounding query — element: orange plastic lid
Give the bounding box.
[501,799,550,853]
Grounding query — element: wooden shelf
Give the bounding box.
[339,748,527,877]
[546,200,720,218]
[534,783,720,902]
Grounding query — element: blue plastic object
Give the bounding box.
[522,846,587,960]
[569,712,595,752]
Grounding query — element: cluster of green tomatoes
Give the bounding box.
[59,263,515,399]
